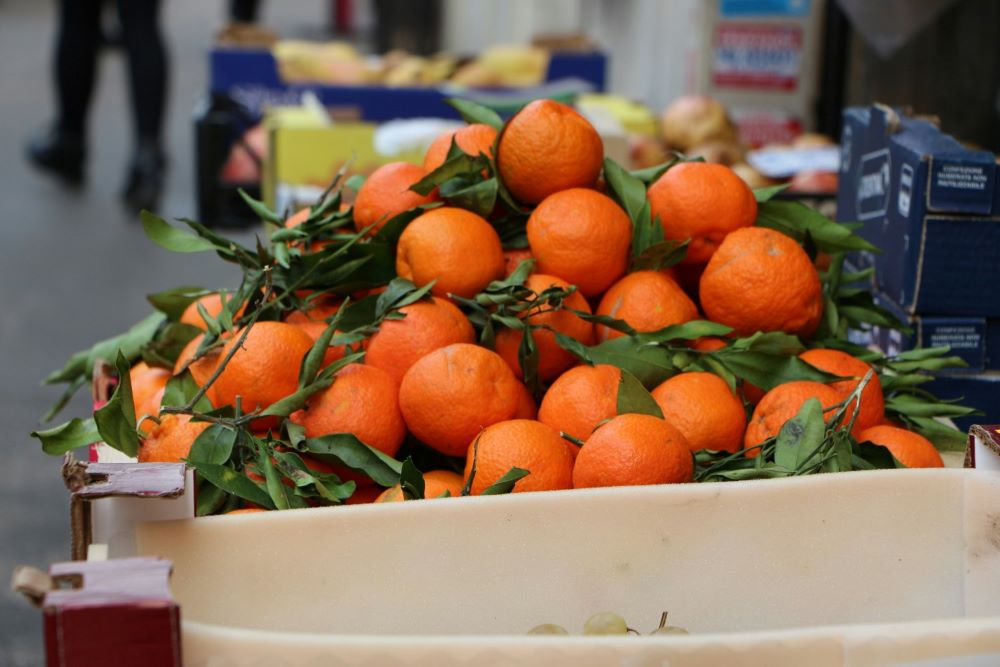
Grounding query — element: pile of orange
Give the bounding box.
[126,98,944,511]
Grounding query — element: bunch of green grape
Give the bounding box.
[528,611,689,636]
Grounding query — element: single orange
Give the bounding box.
[464,419,574,494]
[364,296,476,385]
[647,162,757,264]
[857,425,944,468]
[572,413,693,488]
[422,123,498,172]
[395,207,504,299]
[526,188,632,297]
[353,162,437,235]
[537,364,620,443]
[225,508,267,515]
[290,363,406,459]
[496,99,604,204]
[376,470,466,502]
[700,227,823,338]
[651,372,746,453]
[138,413,211,463]
[595,270,699,341]
[744,381,841,456]
[211,322,314,428]
[398,343,520,456]
[800,348,885,435]
[130,361,170,422]
[284,298,346,368]
[493,274,595,381]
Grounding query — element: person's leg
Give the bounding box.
[27,0,103,185]
[117,0,168,210]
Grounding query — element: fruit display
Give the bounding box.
[271,41,552,89]
[622,94,838,196]
[33,97,974,515]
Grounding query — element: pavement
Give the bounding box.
[0,1,331,662]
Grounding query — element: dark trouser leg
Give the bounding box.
[55,0,103,139]
[117,0,168,210]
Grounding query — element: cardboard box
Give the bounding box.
[852,288,1000,373]
[210,46,607,122]
[837,105,1000,316]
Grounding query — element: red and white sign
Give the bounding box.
[712,24,803,91]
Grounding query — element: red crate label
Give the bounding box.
[732,110,803,148]
[712,24,803,91]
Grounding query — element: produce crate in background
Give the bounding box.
[209,46,607,121]
[196,45,608,227]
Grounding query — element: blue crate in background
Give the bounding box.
[209,47,607,122]
[837,105,1000,317]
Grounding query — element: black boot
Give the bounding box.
[122,142,166,212]
[26,130,85,186]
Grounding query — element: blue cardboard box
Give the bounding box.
[837,105,1000,317]
[209,47,607,122]
[924,373,1000,432]
[849,289,1000,372]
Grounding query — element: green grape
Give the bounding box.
[528,623,570,635]
[650,611,689,635]
[582,611,629,635]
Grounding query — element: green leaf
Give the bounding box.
[756,200,879,254]
[899,416,969,451]
[193,464,275,509]
[641,320,733,344]
[852,441,900,469]
[302,434,403,487]
[712,350,837,392]
[45,312,166,386]
[603,157,648,222]
[564,335,680,388]
[410,151,490,196]
[345,174,366,191]
[440,177,498,218]
[257,442,292,510]
[31,417,100,455]
[160,371,213,412]
[774,398,825,470]
[630,158,680,184]
[753,184,790,203]
[888,357,968,373]
[446,97,503,130]
[237,189,284,224]
[375,278,434,317]
[399,458,426,500]
[884,394,979,418]
[195,478,228,516]
[93,352,140,458]
[633,239,689,271]
[298,306,348,387]
[480,467,530,495]
[519,325,541,394]
[141,211,219,253]
[731,331,807,356]
[262,351,365,418]
[186,424,237,465]
[616,369,664,418]
[140,322,202,369]
[891,346,954,362]
[372,205,435,245]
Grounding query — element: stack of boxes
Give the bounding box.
[838,105,1000,430]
